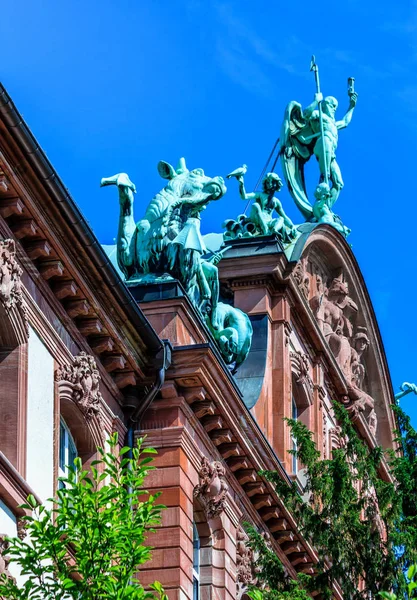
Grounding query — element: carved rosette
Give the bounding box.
[55,352,103,421]
[0,239,29,338]
[193,457,228,520]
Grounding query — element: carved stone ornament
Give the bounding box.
[310,271,377,435]
[290,350,313,394]
[193,456,228,520]
[0,534,13,581]
[16,517,28,541]
[0,239,28,335]
[293,257,310,299]
[364,484,386,540]
[55,352,103,420]
[236,525,256,599]
[330,425,348,451]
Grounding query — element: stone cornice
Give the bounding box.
[0,136,161,392]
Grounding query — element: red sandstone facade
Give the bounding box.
[0,84,396,599]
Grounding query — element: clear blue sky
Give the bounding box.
[2,0,417,425]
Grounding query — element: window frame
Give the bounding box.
[59,418,77,486]
[291,396,298,475]
[192,520,200,600]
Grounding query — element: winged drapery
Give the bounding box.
[279,101,317,221]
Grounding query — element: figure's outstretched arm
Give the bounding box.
[238,177,256,202]
[337,92,358,130]
[303,92,323,119]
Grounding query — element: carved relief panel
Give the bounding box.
[293,250,378,436]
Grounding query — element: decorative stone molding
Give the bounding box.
[236,525,256,599]
[290,350,314,398]
[0,535,13,581]
[56,352,103,421]
[330,425,348,451]
[0,238,29,341]
[293,257,310,299]
[193,456,228,520]
[16,517,28,541]
[323,413,328,457]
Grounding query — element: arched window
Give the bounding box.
[290,362,313,478]
[58,418,77,488]
[192,520,200,600]
[291,396,299,475]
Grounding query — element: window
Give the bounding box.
[291,396,298,475]
[59,419,77,488]
[192,521,200,600]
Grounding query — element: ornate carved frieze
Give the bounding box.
[55,352,103,421]
[0,239,29,337]
[193,456,228,520]
[309,270,377,434]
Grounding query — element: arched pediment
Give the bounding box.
[288,224,396,449]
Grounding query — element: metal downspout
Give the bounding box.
[126,341,171,493]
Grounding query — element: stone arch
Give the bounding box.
[289,224,396,449]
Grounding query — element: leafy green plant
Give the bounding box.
[246,402,417,599]
[0,433,166,600]
[380,564,417,599]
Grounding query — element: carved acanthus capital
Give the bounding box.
[0,239,28,334]
[193,456,228,520]
[55,352,103,420]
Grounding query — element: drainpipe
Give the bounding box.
[126,341,171,491]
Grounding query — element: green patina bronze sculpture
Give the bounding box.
[280,56,357,234]
[205,302,253,374]
[395,382,417,403]
[223,170,297,243]
[312,183,351,236]
[101,158,253,371]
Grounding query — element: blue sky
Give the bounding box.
[2,0,417,425]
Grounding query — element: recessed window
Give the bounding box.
[192,521,200,600]
[291,396,298,475]
[59,418,77,488]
